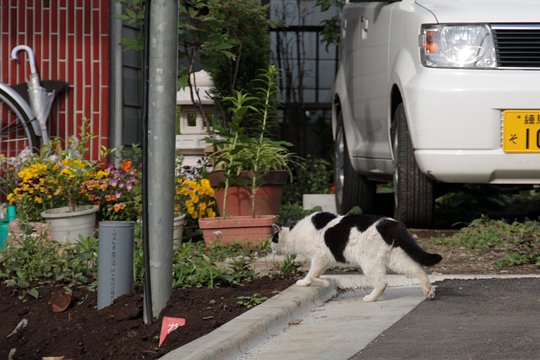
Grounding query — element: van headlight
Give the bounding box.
[420,24,496,68]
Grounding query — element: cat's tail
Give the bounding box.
[378,219,442,266]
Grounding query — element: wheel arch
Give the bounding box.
[389,85,404,160]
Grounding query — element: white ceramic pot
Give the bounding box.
[41,205,99,243]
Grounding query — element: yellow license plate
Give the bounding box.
[503,110,540,153]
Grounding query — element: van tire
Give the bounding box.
[392,104,435,228]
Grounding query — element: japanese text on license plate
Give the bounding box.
[503,110,540,153]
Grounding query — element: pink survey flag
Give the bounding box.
[159,316,186,347]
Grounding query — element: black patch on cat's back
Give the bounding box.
[375,218,399,246]
[311,212,337,230]
[324,214,382,262]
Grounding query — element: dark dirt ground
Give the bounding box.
[0,230,538,360]
[0,277,295,360]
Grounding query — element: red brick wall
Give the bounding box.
[1,0,110,160]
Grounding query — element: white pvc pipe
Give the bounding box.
[10,45,38,75]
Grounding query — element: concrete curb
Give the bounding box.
[161,280,337,360]
[325,273,540,289]
[161,274,540,360]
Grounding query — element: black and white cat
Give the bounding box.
[271,212,442,301]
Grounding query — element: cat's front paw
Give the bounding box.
[296,278,312,287]
[313,278,330,287]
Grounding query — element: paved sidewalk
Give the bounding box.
[161,274,540,360]
[238,285,425,360]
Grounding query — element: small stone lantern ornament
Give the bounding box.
[176,70,215,166]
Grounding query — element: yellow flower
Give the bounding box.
[61,168,74,178]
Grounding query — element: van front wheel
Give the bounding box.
[392,104,435,228]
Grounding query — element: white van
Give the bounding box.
[332,0,540,227]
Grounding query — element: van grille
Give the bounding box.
[492,25,540,69]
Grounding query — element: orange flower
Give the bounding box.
[121,160,132,171]
[113,203,126,212]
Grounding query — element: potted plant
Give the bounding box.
[6,122,100,243]
[1,148,49,241]
[38,127,100,243]
[81,154,141,222]
[199,65,295,246]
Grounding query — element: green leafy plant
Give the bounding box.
[163,242,269,289]
[236,293,268,308]
[0,233,99,299]
[225,257,258,285]
[170,243,226,288]
[283,157,334,205]
[435,216,540,268]
[435,185,540,226]
[118,0,272,130]
[207,65,295,217]
[437,216,509,249]
[275,255,303,280]
[0,227,294,300]
[315,0,344,50]
[496,252,530,267]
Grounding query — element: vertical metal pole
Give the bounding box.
[144,0,178,320]
[141,0,152,325]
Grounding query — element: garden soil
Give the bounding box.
[0,231,538,360]
[0,277,295,360]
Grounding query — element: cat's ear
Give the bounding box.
[284,219,296,229]
[272,224,281,235]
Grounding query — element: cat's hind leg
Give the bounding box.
[410,266,435,299]
[413,266,435,299]
[296,256,330,287]
[362,263,388,302]
[389,248,436,299]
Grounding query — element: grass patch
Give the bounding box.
[0,227,289,298]
[236,293,269,308]
[435,216,540,268]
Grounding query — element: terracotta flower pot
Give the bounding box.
[198,215,276,247]
[208,170,288,217]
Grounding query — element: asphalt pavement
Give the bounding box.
[161,274,540,360]
[352,277,540,360]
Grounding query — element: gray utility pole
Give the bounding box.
[144,0,178,321]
